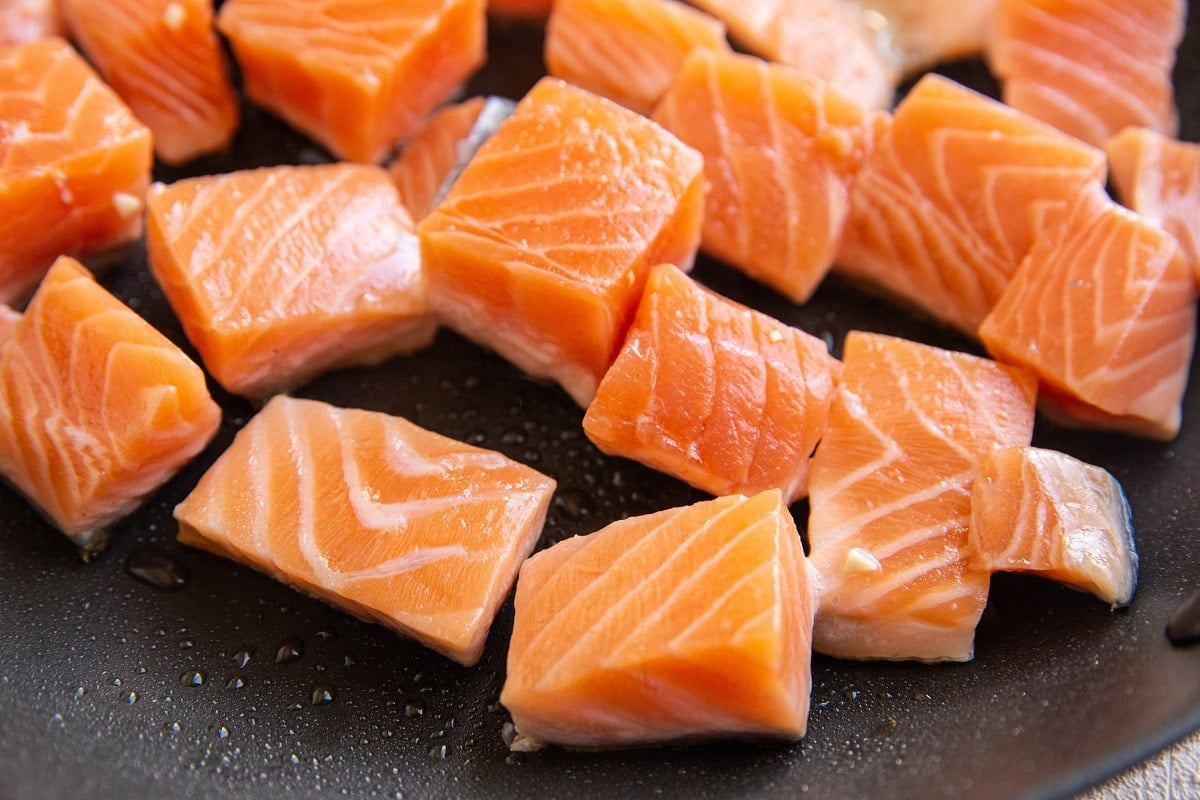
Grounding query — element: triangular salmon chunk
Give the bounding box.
[174,395,556,667]
[501,490,815,749]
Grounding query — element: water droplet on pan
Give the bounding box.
[126,546,190,592]
[274,637,305,664]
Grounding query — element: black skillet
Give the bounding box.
[3,10,1200,800]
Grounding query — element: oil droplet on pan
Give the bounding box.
[126,546,190,592]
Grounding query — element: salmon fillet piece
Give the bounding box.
[175,395,555,666]
[1106,126,1200,291]
[545,0,729,116]
[418,77,705,407]
[806,331,1037,662]
[0,256,220,555]
[0,0,63,45]
[978,181,1196,440]
[583,263,841,502]
[653,49,877,303]
[969,445,1137,609]
[0,37,152,304]
[835,74,1106,335]
[989,0,1183,148]
[501,490,815,749]
[145,163,437,401]
[59,0,239,165]
[217,0,486,163]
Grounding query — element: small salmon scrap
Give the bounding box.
[0,37,152,305]
[418,77,705,407]
[0,256,220,555]
[217,0,487,163]
[0,0,63,45]
[59,0,239,165]
[969,445,1137,609]
[145,163,437,401]
[653,49,877,303]
[806,331,1037,662]
[978,181,1196,441]
[989,0,1184,148]
[501,490,816,750]
[686,0,897,110]
[545,0,729,116]
[1106,126,1200,291]
[583,263,841,503]
[175,395,556,667]
[855,0,994,75]
[835,73,1106,336]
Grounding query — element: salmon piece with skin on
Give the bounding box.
[145,163,437,401]
[545,0,729,116]
[59,0,239,165]
[652,48,877,304]
[583,263,841,503]
[806,330,1038,662]
[0,37,152,305]
[978,181,1196,441]
[418,77,705,407]
[175,395,556,667]
[217,0,487,163]
[501,490,816,750]
[0,256,220,555]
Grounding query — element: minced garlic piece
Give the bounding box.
[112,192,142,220]
[843,547,882,574]
[161,2,187,31]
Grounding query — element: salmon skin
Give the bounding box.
[835,73,1106,336]
[501,490,815,750]
[418,77,705,407]
[978,181,1196,440]
[217,0,487,163]
[145,163,437,401]
[59,0,239,165]
[0,37,153,305]
[175,395,556,667]
[583,263,841,503]
[806,331,1037,662]
[969,445,1137,609]
[989,0,1184,147]
[0,256,220,556]
[652,48,877,304]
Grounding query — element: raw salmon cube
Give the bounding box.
[418,77,705,407]
[583,263,841,502]
[0,256,221,555]
[806,331,1038,662]
[544,0,729,116]
[653,49,876,303]
[216,0,486,164]
[978,181,1196,440]
[835,73,1106,336]
[145,163,437,401]
[175,395,556,667]
[500,490,815,749]
[969,445,1137,609]
[0,37,152,304]
[59,0,239,165]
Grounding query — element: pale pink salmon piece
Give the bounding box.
[835,73,1106,335]
[545,0,729,116]
[0,0,63,45]
[989,0,1183,147]
[501,490,815,749]
[969,445,1137,608]
[686,0,897,111]
[145,163,436,400]
[583,263,841,502]
[0,256,220,554]
[59,0,238,165]
[418,77,705,407]
[806,331,1037,662]
[1106,126,1200,291]
[175,395,556,667]
[856,0,994,75]
[653,49,876,303]
[0,37,152,305]
[217,0,486,163]
[978,181,1195,440]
